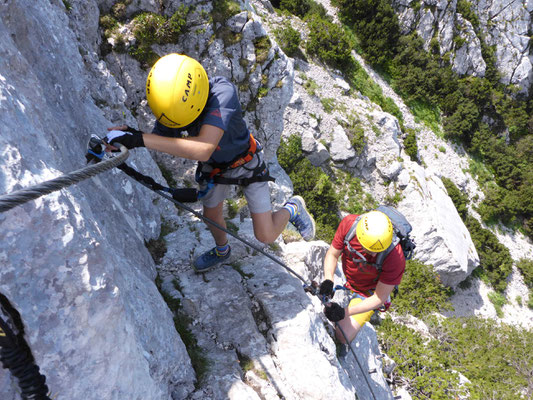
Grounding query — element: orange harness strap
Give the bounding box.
[208,133,258,178]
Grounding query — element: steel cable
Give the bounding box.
[0,145,128,213]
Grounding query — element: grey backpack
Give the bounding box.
[343,205,416,279]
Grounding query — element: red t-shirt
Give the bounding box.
[331,214,405,293]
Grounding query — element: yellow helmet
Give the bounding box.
[146,54,209,128]
[356,211,393,252]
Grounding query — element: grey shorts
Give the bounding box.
[199,151,272,214]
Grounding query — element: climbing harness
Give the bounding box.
[0,302,51,399]
[195,133,275,189]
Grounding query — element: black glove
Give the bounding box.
[319,279,334,297]
[105,126,144,149]
[324,302,345,322]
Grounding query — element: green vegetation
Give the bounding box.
[487,290,506,317]
[236,351,268,380]
[229,261,254,279]
[275,0,403,122]
[62,0,72,11]
[403,128,419,162]
[100,14,119,38]
[301,74,319,96]
[273,26,302,57]
[211,0,241,23]
[144,219,176,264]
[278,135,340,241]
[305,14,354,71]
[440,177,468,219]
[516,258,533,308]
[320,97,336,113]
[157,162,178,188]
[393,260,453,318]
[456,0,480,29]
[129,8,190,66]
[254,36,272,64]
[378,316,533,399]
[383,190,403,207]
[226,199,239,219]
[339,115,366,154]
[333,0,399,66]
[271,0,327,19]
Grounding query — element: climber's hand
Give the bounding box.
[319,279,334,298]
[104,126,144,151]
[324,302,345,322]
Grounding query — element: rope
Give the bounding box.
[116,162,378,400]
[0,145,129,213]
[0,316,51,399]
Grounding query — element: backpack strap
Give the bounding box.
[344,216,370,264]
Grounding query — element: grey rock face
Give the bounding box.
[400,165,480,287]
[0,1,194,398]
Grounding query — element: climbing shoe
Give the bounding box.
[193,247,232,273]
[285,195,316,241]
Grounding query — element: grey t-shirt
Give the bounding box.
[152,76,250,165]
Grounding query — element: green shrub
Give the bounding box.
[465,215,513,292]
[346,63,403,122]
[272,0,327,18]
[487,290,506,317]
[338,114,366,154]
[129,8,190,67]
[467,156,494,187]
[305,14,354,70]
[442,178,513,291]
[517,258,533,309]
[403,128,419,162]
[334,0,400,66]
[516,258,533,288]
[100,14,118,38]
[393,260,453,318]
[377,318,466,399]
[335,170,377,215]
[212,0,241,23]
[456,0,480,28]
[273,26,302,57]
[254,36,272,64]
[320,97,336,113]
[378,316,533,400]
[302,76,319,96]
[279,0,311,17]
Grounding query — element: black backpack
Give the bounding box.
[343,205,416,279]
